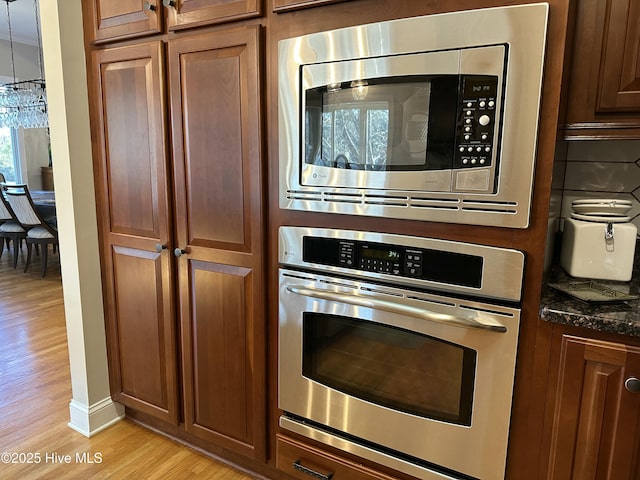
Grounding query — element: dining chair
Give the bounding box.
[4,184,58,277]
[0,188,27,268]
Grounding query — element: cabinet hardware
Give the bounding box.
[162,0,176,7]
[143,1,156,11]
[293,460,333,480]
[155,243,167,252]
[174,248,187,257]
[625,377,640,393]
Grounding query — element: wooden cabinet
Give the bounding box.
[168,27,265,458]
[545,334,640,479]
[92,42,178,424]
[165,0,261,31]
[272,0,349,12]
[86,0,262,43]
[276,435,401,480]
[91,25,265,460]
[563,0,640,138]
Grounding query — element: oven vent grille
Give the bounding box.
[286,189,520,214]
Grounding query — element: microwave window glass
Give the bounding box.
[302,313,476,425]
[305,77,457,172]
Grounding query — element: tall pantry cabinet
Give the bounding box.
[87,12,265,461]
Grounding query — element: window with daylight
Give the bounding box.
[0,126,18,182]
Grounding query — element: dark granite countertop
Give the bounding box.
[540,245,640,337]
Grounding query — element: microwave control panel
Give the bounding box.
[454,75,499,169]
[302,235,483,289]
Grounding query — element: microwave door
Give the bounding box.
[300,50,460,192]
[302,76,459,192]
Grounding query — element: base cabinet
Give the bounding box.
[545,334,640,479]
[276,435,403,480]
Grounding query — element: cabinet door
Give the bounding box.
[163,0,261,31]
[272,0,349,12]
[168,26,265,460]
[564,0,640,138]
[546,335,640,479]
[92,43,179,424]
[596,0,640,112]
[86,0,164,43]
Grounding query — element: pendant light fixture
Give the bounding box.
[0,0,48,129]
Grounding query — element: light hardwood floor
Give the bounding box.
[0,244,258,479]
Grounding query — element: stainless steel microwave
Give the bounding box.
[278,3,549,228]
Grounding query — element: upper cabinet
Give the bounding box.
[86,0,262,43]
[86,0,164,42]
[563,0,640,139]
[272,0,349,12]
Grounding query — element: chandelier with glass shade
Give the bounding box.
[0,0,47,129]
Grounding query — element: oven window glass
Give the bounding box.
[303,313,476,426]
[304,76,457,172]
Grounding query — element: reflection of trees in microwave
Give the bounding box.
[321,108,389,169]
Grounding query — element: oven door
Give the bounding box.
[278,268,521,480]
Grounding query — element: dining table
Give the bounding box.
[30,190,56,223]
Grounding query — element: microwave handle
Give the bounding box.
[285,284,507,333]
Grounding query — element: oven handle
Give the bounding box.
[285,285,508,333]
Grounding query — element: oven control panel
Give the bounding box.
[454,75,499,170]
[279,226,526,302]
[306,236,483,289]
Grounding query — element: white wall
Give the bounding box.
[40,0,124,436]
[0,38,41,81]
[560,140,640,231]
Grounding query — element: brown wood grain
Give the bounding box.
[545,334,640,480]
[92,41,179,425]
[168,25,267,461]
[85,0,164,44]
[562,0,640,138]
[166,0,262,31]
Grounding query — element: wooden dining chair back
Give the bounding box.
[5,185,58,276]
[0,188,27,268]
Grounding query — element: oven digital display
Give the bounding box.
[463,77,497,98]
[362,247,401,260]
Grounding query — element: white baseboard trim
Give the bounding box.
[68,397,125,437]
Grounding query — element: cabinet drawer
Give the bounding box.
[276,434,400,480]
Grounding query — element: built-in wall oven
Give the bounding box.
[278,3,549,228]
[278,227,525,480]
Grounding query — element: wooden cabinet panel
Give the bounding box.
[109,247,178,422]
[164,0,261,31]
[546,335,640,480]
[169,26,262,255]
[563,0,640,138]
[181,262,257,453]
[94,43,171,244]
[596,0,640,112]
[171,44,247,248]
[272,0,349,12]
[276,435,400,480]
[86,0,164,43]
[169,25,265,459]
[93,42,177,424]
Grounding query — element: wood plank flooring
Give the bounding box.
[0,244,258,479]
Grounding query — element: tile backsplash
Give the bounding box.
[559,140,640,233]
